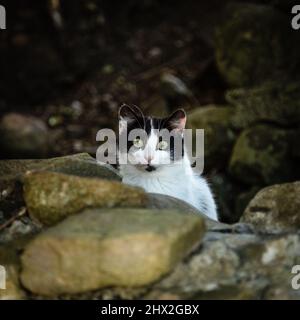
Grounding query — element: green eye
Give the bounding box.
[133,138,144,148]
[157,140,168,150]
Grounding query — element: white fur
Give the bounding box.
[119,129,218,221]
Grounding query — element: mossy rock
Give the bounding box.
[0,153,121,219]
[187,105,237,170]
[0,113,49,158]
[20,208,206,296]
[241,182,300,233]
[0,153,121,181]
[23,171,146,226]
[215,3,299,87]
[229,124,294,185]
[226,82,300,128]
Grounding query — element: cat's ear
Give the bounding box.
[165,109,186,132]
[119,104,144,133]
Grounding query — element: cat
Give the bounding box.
[118,104,218,221]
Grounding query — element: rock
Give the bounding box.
[0,153,121,181]
[229,124,294,185]
[146,193,228,230]
[0,216,41,244]
[23,171,146,226]
[0,246,26,300]
[241,182,300,233]
[0,113,49,158]
[151,232,264,299]
[226,82,300,128]
[187,106,237,170]
[0,153,121,222]
[148,229,300,299]
[215,3,299,87]
[20,208,205,296]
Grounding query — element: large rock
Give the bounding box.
[215,3,299,87]
[20,208,206,296]
[149,232,262,299]
[241,182,300,233]
[146,193,226,229]
[23,171,146,226]
[0,113,49,158]
[229,124,294,185]
[187,106,237,170]
[0,153,121,181]
[226,82,300,128]
[146,230,300,300]
[0,153,121,224]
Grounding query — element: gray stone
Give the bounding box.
[241,182,300,233]
[21,208,206,296]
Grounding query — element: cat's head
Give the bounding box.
[118,104,186,172]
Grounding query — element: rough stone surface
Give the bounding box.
[147,231,300,300]
[146,193,227,230]
[23,171,147,225]
[187,105,237,169]
[0,113,49,158]
[215,3,299,87]
[241,182,300,233]
[21,208,206,296]
[229,124,294,185]
[0,153,121,181]
[226,82,300,128]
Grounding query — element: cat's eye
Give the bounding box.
[133,138,144,149]
[157,140,168,150]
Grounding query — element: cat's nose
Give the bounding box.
[145,155,154,164]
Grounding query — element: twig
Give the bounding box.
[0,207,27,232]
[132,52,190,81]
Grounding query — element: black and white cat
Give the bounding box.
[118,104,218,221]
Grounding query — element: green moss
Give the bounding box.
[229,124,294,185]
[23,171,146,225]
[226,82,300,128]
[187,105,237,170]
[242,182,300,233]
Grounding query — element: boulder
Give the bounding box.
[148,230,300,299]
[229,124,294,185]
[241,182,300,233]
[146,193,226,229]
[20,208,206,296]
[226,82,300,128]
[215,3,299,87]
[0,113,49,158]
[187,105,237,170]
[0,153,121,181]
[23,171,146,226]
[0,153,121,224]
